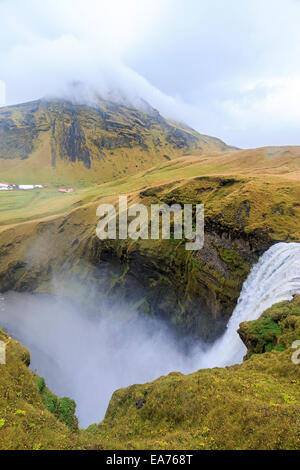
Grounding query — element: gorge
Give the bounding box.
[1,242,299,428]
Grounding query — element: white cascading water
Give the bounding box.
[199,242,300,368]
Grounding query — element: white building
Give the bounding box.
[18,185,35,190]
[0,182,12,191]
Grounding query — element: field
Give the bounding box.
[1,146,300,241]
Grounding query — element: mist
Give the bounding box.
[0,290,207,428]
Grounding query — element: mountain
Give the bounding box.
[0,98,232,186]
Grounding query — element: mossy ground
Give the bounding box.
[239,295,300,358]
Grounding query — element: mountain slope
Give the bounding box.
[0,98,232,186]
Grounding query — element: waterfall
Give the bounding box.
[1,242,300,425]
[199,242,300,369]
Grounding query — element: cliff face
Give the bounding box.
[87,177,273,340]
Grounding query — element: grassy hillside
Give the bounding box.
[0,145,299,231]
[0,328,102,450]
[0,146,299,339]
[0,98,232,186]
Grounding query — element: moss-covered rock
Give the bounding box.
[0,328,101,450]
[239,294,300,359]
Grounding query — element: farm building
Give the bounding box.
[59,188,74,193]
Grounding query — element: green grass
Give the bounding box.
[239,294,300,358]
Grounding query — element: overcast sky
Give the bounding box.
[1,0,300,148]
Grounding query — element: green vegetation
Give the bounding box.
[239,294,300,358]
[34,375,78,431]
[0,329,101,450]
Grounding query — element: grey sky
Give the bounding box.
[0,0,300,148]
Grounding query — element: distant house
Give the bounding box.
[17,184,43,190]
[0,182,43,191]
[59,188,74,193]
[18,185,35,190]
[0,182,12,191]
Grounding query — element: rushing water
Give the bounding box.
[0,242,300,426]
[199,242,300,368]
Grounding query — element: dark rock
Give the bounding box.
[135,399,146,410]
